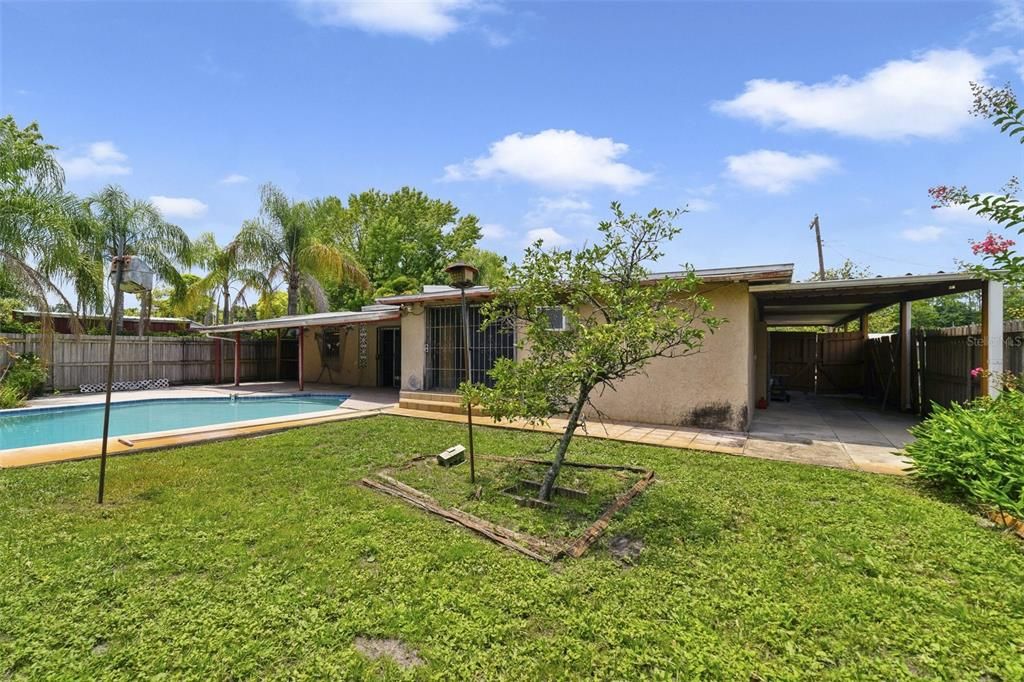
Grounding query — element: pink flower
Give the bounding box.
[970,232,1016,256]
[971,367,983,378]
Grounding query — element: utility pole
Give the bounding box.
[809,214,826,280]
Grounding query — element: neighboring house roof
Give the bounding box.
[14,310,191,324]
[375,263,796,306]
[750,271,992,326]
[197,305,401,334]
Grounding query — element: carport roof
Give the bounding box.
[751,271,990,327]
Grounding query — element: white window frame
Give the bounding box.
[539,306,569,331]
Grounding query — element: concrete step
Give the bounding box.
[398,397,487,417]
[399,390,463,404]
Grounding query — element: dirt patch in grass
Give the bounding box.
[353,636,424,668]
[608,534,644,565]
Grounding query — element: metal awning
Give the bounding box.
[751,272,989,326]
[198,306,400,334]
[375,263,796,306]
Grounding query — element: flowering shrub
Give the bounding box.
[907,386,1024,520]
[970,232,1016,256]
[929,83,1024,287]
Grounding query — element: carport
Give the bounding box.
[751,271,1005,411]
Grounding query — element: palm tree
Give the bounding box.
[186,232,270,325]
[0,117,91,325]
[236,183,368,315]
[82,185,191,334]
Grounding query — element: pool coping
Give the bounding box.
[0,394,373,468]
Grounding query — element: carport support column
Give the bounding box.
[233,332,241,387]
[981,279,1004,397]
[298,326,305,391]
[899,301,912,411]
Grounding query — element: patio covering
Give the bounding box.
[197,305,400,334]
[751,272,991,327]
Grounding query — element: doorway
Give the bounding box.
[377,327,401,389]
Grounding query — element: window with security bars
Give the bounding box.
[539,306,568,331]
[425,304,515,391]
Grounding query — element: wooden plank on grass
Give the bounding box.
[559,471,656,559]
[360,477,556,563]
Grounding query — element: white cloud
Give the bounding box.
[219,173,249,185]
[295,0,474,40]
[931,203,994,228]
[991,0,1024,32]
[480,223,507,240]
[61,141,131,180]
[443,129,651,191]
[714,49,991,140]
[684,198,715,212]
[524,227,570,248]
[724,150,838,194]
[901,225,947,242]
[523,196,595,232]
[150,196,209,219]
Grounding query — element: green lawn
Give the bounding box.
[2,416,1022,680]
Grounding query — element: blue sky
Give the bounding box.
[3,0,1023,282]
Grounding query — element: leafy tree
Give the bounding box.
[807,258,872,282]
[0,116,87,321]
[236,183,368,316]
[373,275,421,298]
[929,82,1024,286]
[82,185,192,334]
[186,232,270,325]
[461,247,508,286]
[152,274,214,322]
[463,203,720,502]
[322,187,483,293]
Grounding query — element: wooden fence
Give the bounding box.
[0,333,281,391]
[866,321,1024,414]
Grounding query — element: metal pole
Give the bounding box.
[460,287,476,484]
[98,256,125,504]
[810,214,826,280]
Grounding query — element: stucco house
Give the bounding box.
[202,263,1005,432]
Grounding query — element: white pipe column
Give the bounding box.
[981,279,1004,397]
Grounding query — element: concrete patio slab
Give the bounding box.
[388,391,916,476]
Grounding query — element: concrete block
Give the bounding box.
[437,445,465,467]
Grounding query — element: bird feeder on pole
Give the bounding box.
[445,261,480,484]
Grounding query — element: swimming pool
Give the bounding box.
[0,395,348,450]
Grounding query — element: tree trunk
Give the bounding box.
[113,288,124,333]
[537,388,589,502]
[222,284,230,324]
[287,269,300,316]
[137,293,145,337]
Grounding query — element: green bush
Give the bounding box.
[907,390,1024,519]
[3,352,47,399]
[0,383,23,409]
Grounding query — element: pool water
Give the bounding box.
[0,395,347,450]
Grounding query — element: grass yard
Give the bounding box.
[2,416,1023,680]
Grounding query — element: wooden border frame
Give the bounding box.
[359,455,655,563]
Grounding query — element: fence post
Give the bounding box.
[147,336,154,379]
